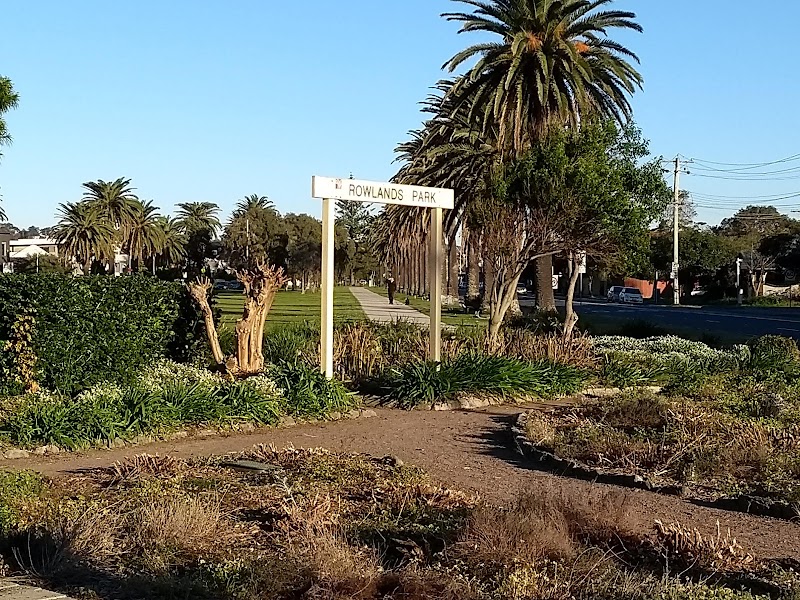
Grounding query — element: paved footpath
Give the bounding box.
[349,286,431,326]
[0,581,74,600]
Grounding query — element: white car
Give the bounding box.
[619,287,644,304]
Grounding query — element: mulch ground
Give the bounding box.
[1,406,798,561]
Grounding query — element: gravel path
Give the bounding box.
[1,407,797,560]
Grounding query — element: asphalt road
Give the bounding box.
[519,295,800,341]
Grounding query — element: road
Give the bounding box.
[519,295,800,340]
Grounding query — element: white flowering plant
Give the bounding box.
[592,336,746,378]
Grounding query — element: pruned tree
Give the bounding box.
[187,263,286,376]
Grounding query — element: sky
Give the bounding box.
[1,0,799,229]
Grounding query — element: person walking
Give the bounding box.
[387,276,396,305]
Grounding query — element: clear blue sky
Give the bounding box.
[1,0,798,228]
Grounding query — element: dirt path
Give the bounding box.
[2,407,798,560]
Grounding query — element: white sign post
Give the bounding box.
[312,176,454,378]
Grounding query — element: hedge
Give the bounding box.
[0,275,203,394]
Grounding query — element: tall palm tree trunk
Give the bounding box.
[467,230,480,301]
[535,256,556,310]
[446,228,459,301]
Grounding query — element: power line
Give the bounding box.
[685,152,800,168]
[687,190,800,200]
[690,164,800,176]
[689,172,800,182]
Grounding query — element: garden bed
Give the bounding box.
[513,380,800,520]
[0,448,797,599]
[0,360,358,453]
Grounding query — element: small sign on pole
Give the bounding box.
[576,251,587,275]
[312,176,454,378]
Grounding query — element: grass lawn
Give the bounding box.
[367,286,484,328]
[215,287,365,328]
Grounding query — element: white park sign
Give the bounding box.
[312,176,454,209]
[312,176,454,378]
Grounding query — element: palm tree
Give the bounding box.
[443,0,643,155]
[0,76,20,221]
[233,194,275,218]
[154,216,187,266]
[125,200,164,272]
[52,202,115,274]
[443,0,643,310]
[81,178,139,232]
[0,75,18,153]
[175,202,221,237]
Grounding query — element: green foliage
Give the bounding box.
[593,336,746,388]
[747,335,800,375]
[0,275,203,394]
[381,354,587,409]
[0,362,287,450]
[599,354,662,389]
[263,321,319,365]
[0,469,43,534]
[267,363,357,418]
[11,254,71,275]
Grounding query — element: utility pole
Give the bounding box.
[672,157,681,305]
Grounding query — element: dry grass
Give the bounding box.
[541,390,800,501]
[130,494,226,559]
[108,454,188,482]
[523,411,557,446]
[333,322,594,385]
[1,448,794,600]
[460,485,632,566]
[498,330,597,369]
[654,520,755,572]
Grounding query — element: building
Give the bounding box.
[8,238,59,259]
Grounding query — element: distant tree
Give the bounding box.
[52,202,115,274]
[223,194,285,269]
[0,222,21,236]
[175,202,221,278]
[234,194,275,215]
[659,190,696,230]
[13,253,70,274]
[82,178,139,232]
[154,216,187,268]
[0,76,20,220]
[125,200,164,272]
[651,227,736,291]
[283,213,322,290]
[175,202,221,237]
[716,206,796,239]
[336,200,378,284]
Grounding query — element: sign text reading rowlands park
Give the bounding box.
[312,176,454,210]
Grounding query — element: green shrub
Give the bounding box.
[379,354,587,409]
[505,309,563,334]
[267,363,357,417]
[0,275,203,394]
[600,354,662,388]
[747,335,800,375]
[0,362,286,449]
[0,469,44,533]
[263,322,319,366]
